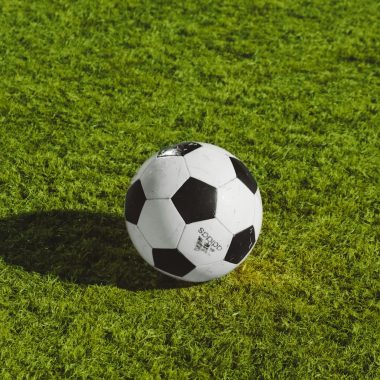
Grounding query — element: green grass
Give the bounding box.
[0,0,379,378]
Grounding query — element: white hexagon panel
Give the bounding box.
[131,154,157,184]
[177,218,233,266]
[252,188,263,238]
[182,260,237,282]
[126,221,154,266]
[200,142,237,158]
[184,145,236,188]
[140,156,189,199]
[216,178,256,234]
[137,199,185,249]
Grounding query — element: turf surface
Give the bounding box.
[0,0,379,378]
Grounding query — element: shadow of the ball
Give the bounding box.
[0,210,201,291]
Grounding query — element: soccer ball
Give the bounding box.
[125,142,263,282]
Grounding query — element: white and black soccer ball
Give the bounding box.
[125,142,263,282]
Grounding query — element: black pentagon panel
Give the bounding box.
[153,248,196,277]
[172,177,217,224]
[224,226,255,264]
[230,157,258,194]
[158,141,202,157]
[125,180,146,224]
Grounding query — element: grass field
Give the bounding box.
[0,0,379,378]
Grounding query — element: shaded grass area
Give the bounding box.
[0,210,196,290]
[0,0,379,378]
